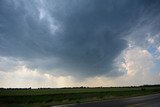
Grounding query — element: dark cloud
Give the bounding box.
[126,0,160,48]
[0,0,160,77]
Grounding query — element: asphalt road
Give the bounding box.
[54,93,160,107]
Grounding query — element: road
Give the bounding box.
[53,93,160,107]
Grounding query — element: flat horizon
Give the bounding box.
[0,0,160,88]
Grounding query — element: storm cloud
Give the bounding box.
[0,0,160,78]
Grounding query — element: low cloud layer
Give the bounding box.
[0,0,160,87]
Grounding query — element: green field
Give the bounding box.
[0,86,160,107]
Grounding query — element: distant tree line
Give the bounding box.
[0,87,31,90]
[0,84,160,90]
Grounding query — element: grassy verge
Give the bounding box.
[0,86,160,107]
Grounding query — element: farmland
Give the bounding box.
[0,85,160,107]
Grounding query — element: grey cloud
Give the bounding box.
[126,1,160,48]
[0,0,159,77]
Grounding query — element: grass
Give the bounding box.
[0,86,160,107]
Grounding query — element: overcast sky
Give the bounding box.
[0,0,160,88]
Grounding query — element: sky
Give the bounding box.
[0,0,160,88]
